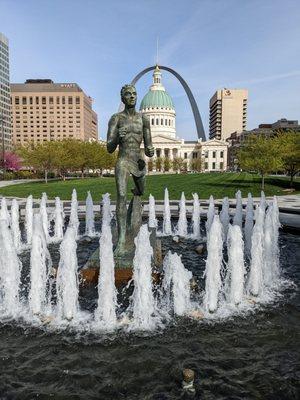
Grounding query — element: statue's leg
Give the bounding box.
[132,174,145,196]
[115,167,128,256]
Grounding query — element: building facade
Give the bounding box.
[226,118,300,170]
[10,79,98,146]
[0,32,11,151]
[209,88,248,141]
[139,66,228,172]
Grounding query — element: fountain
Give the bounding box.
[203,215,223,313]
[225,224,245,305]
[85,191,95,236]
[52,197,64,242]
[40,192,50,241]
[94,222,117,329]
[130,224,159,330]
[161,251,193,316]
[191,193,201,239]
[25,195,33,245]
[0,218,21,318]
[56,226,79,321]
[220,196,230,240]
[69,188,79,236]
[247,206,265,297]
[11,199,21,251]
[233,190,243,229]
[263,196,280,286]
[148,194,157,229]
[259,190,267,212]
[29,214,52,316]
[244,193,254,256]
[206,195,215,235]
[0,85,297,400]
[0,197,10,225]
[162,188,172,235]
[176,192,188,237]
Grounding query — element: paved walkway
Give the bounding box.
[0,179,43,188]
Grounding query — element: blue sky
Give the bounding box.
[1,0,300,140]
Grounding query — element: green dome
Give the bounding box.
[140,90,174,110]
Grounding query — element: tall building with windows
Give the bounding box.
[209,88,248,141]
[10,79,98,146]
[0,32,12,151]
[139,66,228,172]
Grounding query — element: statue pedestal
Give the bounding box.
[80,226,162,287]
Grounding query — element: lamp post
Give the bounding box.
[0,112,5,176]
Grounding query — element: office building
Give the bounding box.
[0,32,11,151]
[209,88,248,141]
[11,79,98,146]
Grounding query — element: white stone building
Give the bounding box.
[140,66,228,172]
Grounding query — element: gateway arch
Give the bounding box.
[131,65,206,141]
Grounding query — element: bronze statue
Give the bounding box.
[107,84,154,261]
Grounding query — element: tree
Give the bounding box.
[237,134,282,189]
[147,159,153,172]
[190,158,202,172]
[163,157,171,172]
[172,157,184,173]
[18,141,58,183]
[155,157,163,172]
[4,152,21,171]
[275,131,300,187]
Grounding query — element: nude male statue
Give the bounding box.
[107,84,154,258]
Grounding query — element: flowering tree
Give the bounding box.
[4,152,21,171]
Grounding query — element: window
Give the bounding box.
[15,97,19,105]
[36,97,39,105]
[205,151,208,158]
[165,119,167,125]
[205,162,208,169]
[220,162,224,170]
[76,97,80,104]
[42,97,46,104]
[156,118,159,125]
[212,162,216,169]
[169,119,171,126]
[220,151,224,158]
[49,97,53,104]
[212,151,216,158]
[184,152,188,159]
[56,97,60,104]
[62,97,65,104]
[22,97,27,105]
[193,152,197,159]
[161,119,163,125]
[68,96,73,105]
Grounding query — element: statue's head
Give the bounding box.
[121,84,137,108]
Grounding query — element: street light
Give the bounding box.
[0,112,5,176]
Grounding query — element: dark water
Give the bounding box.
[0,229,299,400]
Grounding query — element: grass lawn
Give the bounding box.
[0,173,299,201]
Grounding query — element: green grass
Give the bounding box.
[0,173,299,201]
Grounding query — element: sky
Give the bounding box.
[1,0,300,140]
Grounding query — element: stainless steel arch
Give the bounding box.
[131,65,206,140]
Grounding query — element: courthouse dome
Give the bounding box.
[140,65,175,110]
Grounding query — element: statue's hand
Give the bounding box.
[145,146,155,157]
[119,126,127,139]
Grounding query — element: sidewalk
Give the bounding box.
[0,179,43,188]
